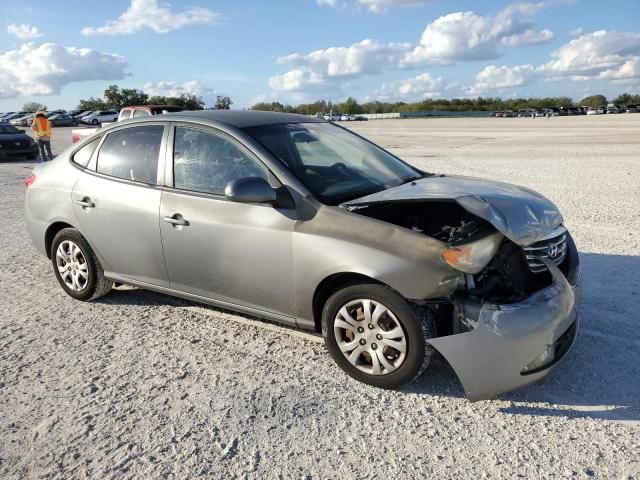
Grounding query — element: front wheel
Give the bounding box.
[322,284,435,389]
[50,228,113,301]
[91,119,99,125]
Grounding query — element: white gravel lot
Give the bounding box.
[1,117,639,479]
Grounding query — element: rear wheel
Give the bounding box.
[322,284,435,388]
[91,119,99,125]
[50,228,113,301]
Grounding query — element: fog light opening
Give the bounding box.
[522,345,555,374]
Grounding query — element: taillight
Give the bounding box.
[72,134,81,143]
[24,174,36,188]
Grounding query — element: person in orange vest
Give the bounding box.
[32,112,53,162]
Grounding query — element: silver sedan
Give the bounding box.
[24,111,580,400]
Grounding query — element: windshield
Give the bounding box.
[244,122,422,204]
[0,123,20,134]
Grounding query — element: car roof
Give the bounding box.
[165,110,325,128]
[123,105,184,110]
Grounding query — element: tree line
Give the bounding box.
[73,85,232,111]
[252,93,640,115]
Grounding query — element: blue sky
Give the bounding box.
[1,0,639,110]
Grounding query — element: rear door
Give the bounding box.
[71,123,170,286]
[159,123,296,317]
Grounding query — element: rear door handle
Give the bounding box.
[163,214,189,227]
[75,198,94,209]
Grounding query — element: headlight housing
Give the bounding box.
[441,232,503,274]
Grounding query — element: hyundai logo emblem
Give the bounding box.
[14,141,21,146]
[547,244,559,257]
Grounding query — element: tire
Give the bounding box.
[322,283,435,389]
[50,228,113,301]
[91,119,99,125]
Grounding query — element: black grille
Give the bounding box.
[523,227,567,273]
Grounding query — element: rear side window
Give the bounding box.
[173,126,268,195]
[97,125,164,184]
[119,109,132,120]
[72,138,100,168]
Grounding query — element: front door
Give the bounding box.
[159,124,295,317]
[72,124,169,287]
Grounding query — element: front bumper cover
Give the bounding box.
[427,241,580,401]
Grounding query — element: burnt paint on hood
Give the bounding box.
[344,175,563,246]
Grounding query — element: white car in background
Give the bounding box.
[340,114,356,121]
[81,110,119,126]
[586,107,604,115]
[9,114,34,127]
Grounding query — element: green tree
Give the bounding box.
[579,95,607,107]
[340,96,361,114]
[215,95,233,110]
[103,85,149,109]
[77,97,109,111]
[23,102,47,113]
[612,93,640,105]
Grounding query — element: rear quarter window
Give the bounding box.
[72,137,101,168]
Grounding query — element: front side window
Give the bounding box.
[120,109,132,120]
[173,126,268,195]
[244,122,422,205]
[72,137,100,168]
[97,125,164,184]
[133,109,150,118]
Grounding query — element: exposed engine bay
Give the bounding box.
[349,200,565,305]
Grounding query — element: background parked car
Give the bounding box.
[118,105,185,121]
[82,110,118,125]
[49,114,78,127]
[3,112,29,122]
[9,114,34,127]
[0,121,39,160]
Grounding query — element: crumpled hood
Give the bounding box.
[344,175,563,246]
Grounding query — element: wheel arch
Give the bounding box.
[44,221,77,259]
[312,272,394,332]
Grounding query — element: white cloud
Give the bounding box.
[372,73,447,100]
[358,0,425,14]
[81,0,219,36]
[404,3,554,65]
[468,65,536,94]
[316,0,338,7]
[539,30,640,82]
[143,80,213,97]
[0,42,127,98]
[271,1,556,95]
[569,26,583,36]
[469,30,640,94]
[7,24,42,40]
[502,28,554,47]
[270,39,412,92]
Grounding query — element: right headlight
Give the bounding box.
[441,232,503,274]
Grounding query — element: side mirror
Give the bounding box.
[225,177,277,204]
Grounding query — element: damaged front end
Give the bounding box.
[344,177,580,400]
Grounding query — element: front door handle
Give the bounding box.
[163,214,189,227]
[75,197,94,209]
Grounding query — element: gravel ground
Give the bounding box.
[1,117,639,479]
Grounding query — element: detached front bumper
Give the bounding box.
[428,237,580,401]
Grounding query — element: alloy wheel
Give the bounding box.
[56,240,89,292]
